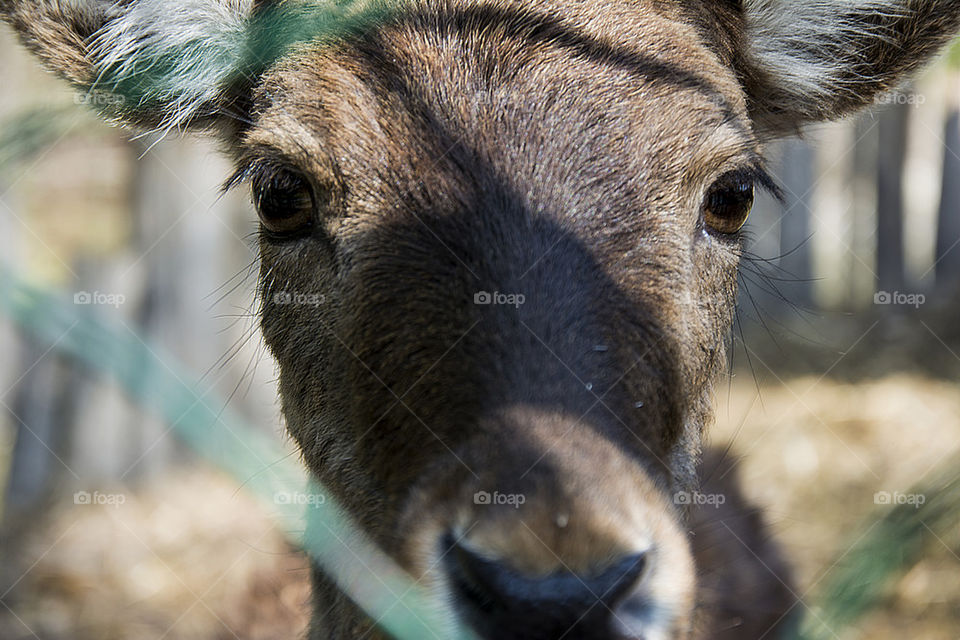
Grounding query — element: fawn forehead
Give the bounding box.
[240,1,758,225]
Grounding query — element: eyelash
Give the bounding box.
[746,165,784,203]
[224,159,273,193]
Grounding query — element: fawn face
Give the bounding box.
[5,0,959,637]
[248,6,765,637]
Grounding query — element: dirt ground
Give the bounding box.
[1,373,959,640]
[711,373,960,640]
[0,472,312,640]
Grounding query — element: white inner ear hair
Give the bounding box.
[743,0,909,101]
[87,0,255,131]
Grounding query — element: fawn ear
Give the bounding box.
[740,0,960,134]
[1,0,263,133]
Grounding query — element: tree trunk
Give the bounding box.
[778,137,815,309]
[936,107,960,290]
[876,99,910,293]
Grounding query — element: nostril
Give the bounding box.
[442,533,647,639]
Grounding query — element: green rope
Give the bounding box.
[89,0,400,125]
[794,469,960,640]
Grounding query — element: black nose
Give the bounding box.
[443,533,646,640]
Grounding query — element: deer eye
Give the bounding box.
[252,169,315,236]
[702,171,754,235]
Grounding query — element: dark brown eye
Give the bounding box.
[702,171,754,235]
[252,169,315,235]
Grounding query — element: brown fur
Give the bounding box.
[0,0,105,85]
[3,1,958,638]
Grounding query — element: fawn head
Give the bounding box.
[4,1,957,637]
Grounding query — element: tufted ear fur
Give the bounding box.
[0,0,387,134]
[1,0,256,132]
[739,0,960,134]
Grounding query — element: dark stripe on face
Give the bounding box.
[334,4,741,122]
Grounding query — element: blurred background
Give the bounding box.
[0,21,959,640]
